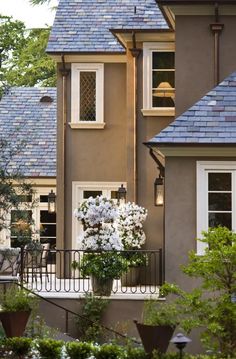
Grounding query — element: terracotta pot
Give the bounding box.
[0,310,31,337]
[91,276,113,296]
[134,320,175,354]
[121,266,140,286]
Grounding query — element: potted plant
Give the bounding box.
[0,285,37,337]
[74,196,125,296]
[134,299,179,354]
[117,202,148,286]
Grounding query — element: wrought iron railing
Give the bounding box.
[18,248,163,295]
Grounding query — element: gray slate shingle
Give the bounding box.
[0,87,56,177]
[47,0,168,53]
[149,72,236,145]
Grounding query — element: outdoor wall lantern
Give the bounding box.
[117,184,127,205]
[48,190,56,213]
[170,333,192,359]
[154,176,164,206]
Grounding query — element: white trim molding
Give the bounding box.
[197,161,236,254]
[143,42,175,117]
[71,63,104,127]
[72,181,126,249]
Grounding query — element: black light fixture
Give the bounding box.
[48,190,56,213]
[117,184,127,205]
[170,333,192,359]
[154,176,164,206]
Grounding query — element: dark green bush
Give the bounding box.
[126,346,148,359]
[36,338,63,359]
[95,343,124,359]
[4,337,32,358]
[66,341,94,359]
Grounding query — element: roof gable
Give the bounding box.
[0,87,56,177]
[149,71,236,145]
[47,0,169,53]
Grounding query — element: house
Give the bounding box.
[0,87,57,250]
[46,0,236,307]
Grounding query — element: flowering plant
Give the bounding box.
[74,196,118,228]
[117,202,147,249]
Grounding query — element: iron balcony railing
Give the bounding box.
[19,248,163,295]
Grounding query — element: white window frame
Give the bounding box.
[142,42,175,117]
[70,63,104,129]
[72,181,126,249]
[197,161,236,254]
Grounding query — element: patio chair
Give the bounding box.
[24,243,50,282]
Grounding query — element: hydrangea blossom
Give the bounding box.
[117,202,148,249]
[77,224,123,251]
[74,196,118,227]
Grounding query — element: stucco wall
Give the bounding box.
[175,15,236,116]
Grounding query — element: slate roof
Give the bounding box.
[0,87,56,177]
[47,0,169,53]
[149,71,236,145]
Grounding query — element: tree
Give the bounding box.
[0,15,56,95]
[162,227,236,357]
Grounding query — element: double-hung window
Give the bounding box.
[143,42,175,117]
[71,63,104,129]
[197,161,236,254]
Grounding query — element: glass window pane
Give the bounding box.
[40,210,56,223]
[11,210,32,223]
[80,71,96,122]
[208,173,231,191]
[208,193,231,211]
[40,195,49,203]
[111,191,118,199]
[83,191,102,199]
[152,52,175,69]
[152,71,175,89]
[17,195,32,203]
[209,213,232,229]
[41,224,56,237]
[153,96,175,108]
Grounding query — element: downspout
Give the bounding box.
[59,55,70,251]
[129,31,142,203]
[210,2,224,86]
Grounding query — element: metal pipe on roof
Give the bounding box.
[210,2,224,86]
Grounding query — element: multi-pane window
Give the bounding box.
[152,52,175,108]
[143,42,175,115]
[71,63,104,127]
[208,172,232,229]
[197,162,236,254]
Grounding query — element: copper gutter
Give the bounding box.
[210,3,224,86]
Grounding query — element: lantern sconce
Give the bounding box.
[48,190,56,213]
[117,184,127,205]
[154,175,164,206]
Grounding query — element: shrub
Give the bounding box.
[66,341,94,359]
[4,337,32,358]
[36,338,63,359]
[126,346,148,359]
[0,286,38,312]
[95,343,124,359]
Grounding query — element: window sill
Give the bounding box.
[69,122,106,129]
[141,108,175,117]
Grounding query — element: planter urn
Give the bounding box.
[0,310,31,337]
[134,320,175,354]
[91,276,113,296]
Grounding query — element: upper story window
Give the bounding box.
[71,63,105,129]
[142,42,175,117]
[197,161,236,254]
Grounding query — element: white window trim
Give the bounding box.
[142,42,175,117]
[71,63,104,128]
[197,161,236,254]
[72,181,126,249]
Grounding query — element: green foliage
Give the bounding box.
[76,293,109,343]
[126,346,148,359]
[66,341,94,359]
[36,338,63,359]
[161,227,236,357]
[0,15,56,96]
[94,343,124,359]
[0,286,38,312]
[4,337,32,358]
[142,300,180,327]
[77,252,127,280]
